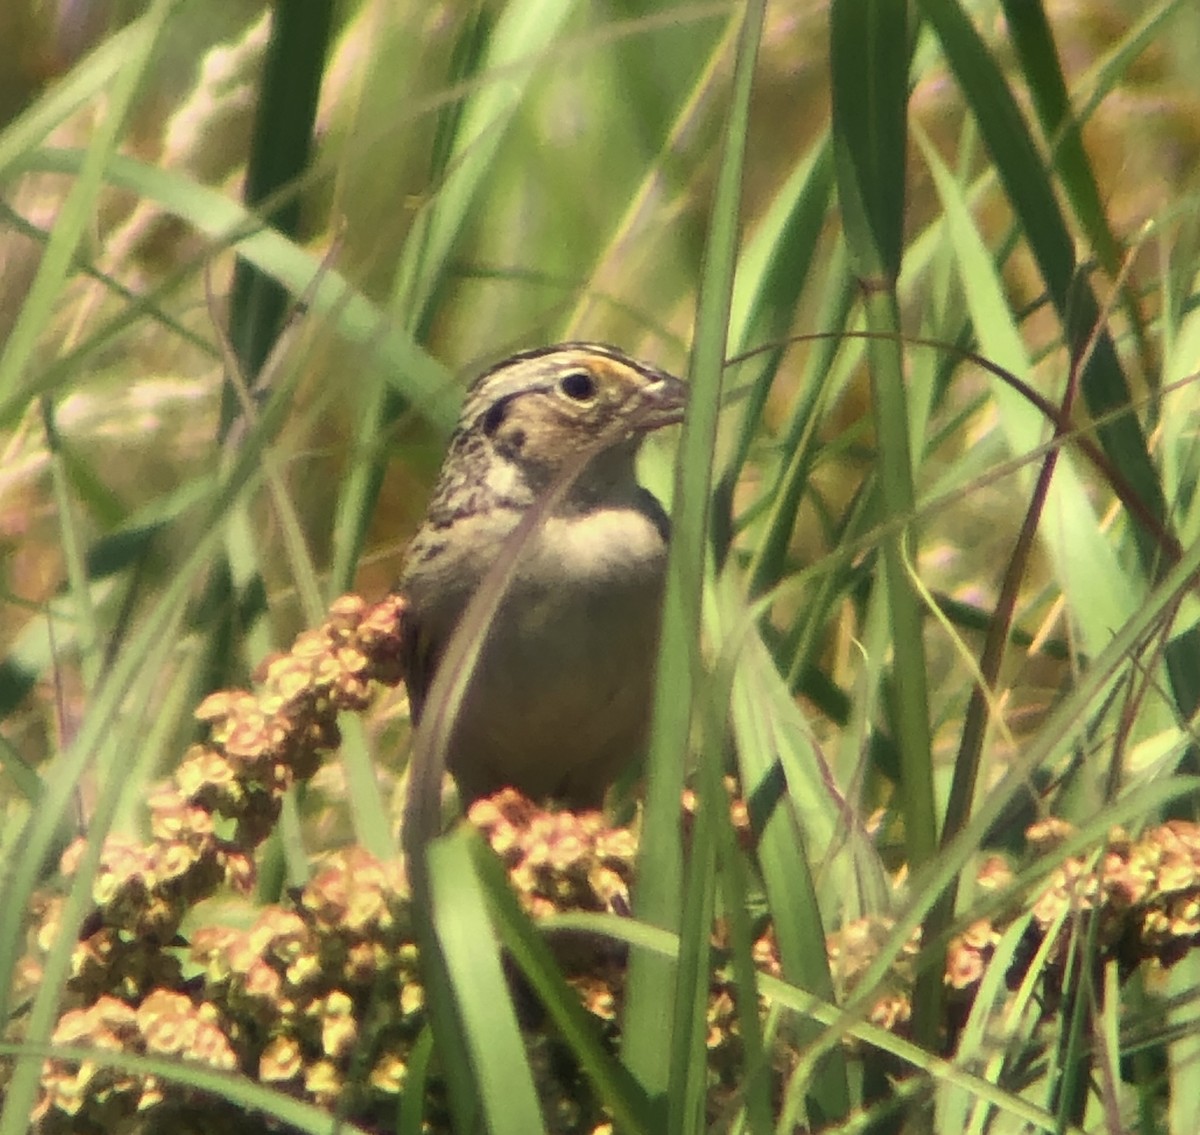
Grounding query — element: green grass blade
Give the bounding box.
[713,574,852,1123]
[7,149,456,431]
[668,737,718,1135]
[917,0,1169,566]
[830,0,909,286]
[228,0,334,396]
[1000,0,1121,272]
[721,138,835,525]
[748,251,857,602]
[389,0,581,326]
[0,17,154,180]
[623,0,765,1096]
[0,0,177,406]
[546,913,1076,1132]
[831,0,942,1052]
[428,829,544,1135]
[469,832,658,1133]
[41,400,100,693]
[0,618,192,1135]
[913,126,1133,654]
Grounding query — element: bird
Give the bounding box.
[395,342,687,809]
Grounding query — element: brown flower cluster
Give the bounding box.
[21,588,1200,1130]
[25,596,407,1132]
[33,991,238,1134]
[826,915,922,1036]
[468,788,638,921]
[1019,819,1200,986]
[189,847,422,1117]
[467,788,636,1040]
[34,846,424,1134]
[826,818,1200,1044]
[471,788,794,1128]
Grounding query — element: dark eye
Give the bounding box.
[559,370,596,401]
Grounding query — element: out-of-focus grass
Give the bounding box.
[3,0,1200,1131]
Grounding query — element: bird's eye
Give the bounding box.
[558,370,596,402]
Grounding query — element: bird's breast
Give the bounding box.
[447,503,670,805]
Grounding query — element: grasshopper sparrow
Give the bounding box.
[396,342,686,808]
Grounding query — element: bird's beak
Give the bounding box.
[634,371,688,432]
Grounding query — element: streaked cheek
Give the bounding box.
[520,416,586,465]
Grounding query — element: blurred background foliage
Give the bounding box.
[3,0,1196,780]
[4,0,1200,1130]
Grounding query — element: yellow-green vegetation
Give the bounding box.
[17,597,1200,1131]
[3,1,1200,1133]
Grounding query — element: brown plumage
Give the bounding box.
[395,342,686,807]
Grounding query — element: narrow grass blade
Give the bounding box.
[712,575,852,1124]
[623,0,766,1096]
[831,0,942,1050]
[668,731,719,1135]
[830,0,909,286]
[388,0,581,326]
[7,149,456,432]
[0,1043,375,1134]
[0,18,157,180]
[913,127,1132,650]
[547,914,1077,1133]
[427,829,543,1135]
[716,140,836,565]
[468,832,657,1134]
[0,0,177,405]
[228,1,334,399]
[0,615,191,1135]
[916,0,1169,570]
[1001,1,1120,270]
